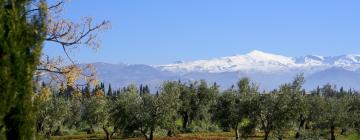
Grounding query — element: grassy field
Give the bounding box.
[51,131,360,140]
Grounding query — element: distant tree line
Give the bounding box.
[30,74,360,140]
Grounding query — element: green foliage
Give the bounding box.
[110,84,141,136]
[110,83,181,140]
[29,77,360,140]
[178,80,219,132]
[82,95,108,130]
[35,91,70,137]
[63,97,82,129]
[348,94,360,132]
[212,78,260,139]
[254,75,307,140]
[158,81,181,136]
[0,0,46,139]
[315,97,349,129]
[212,91,240,131]
[256,92,296,140]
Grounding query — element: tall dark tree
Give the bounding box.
[107,84,112,96]
[0,0,47,139]
[139,84,150,96]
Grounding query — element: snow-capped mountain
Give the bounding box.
[157,50,360,74]
[88,50,360,91]
[157,50,296,73]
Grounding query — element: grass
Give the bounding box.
[338,133,360,140]
[51,130,360,140]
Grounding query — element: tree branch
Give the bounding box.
[45,21,109,47]
[37,68,65,74]
[27,1,64,14]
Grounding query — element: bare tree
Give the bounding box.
[32,0,110,90]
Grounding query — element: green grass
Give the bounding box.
[50,131,360,140]
[338,133,360,140]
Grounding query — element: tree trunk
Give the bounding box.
[330,125,336,140]
[36,121,44,133]
[295,132,301,140]
[149,127,155,140]
[111,133,115,139]
[87,125,95,134]
[296,117,305,140]
[106,134,111,140]
[264,131,270,140]
[143,133,149,140]
[53,126,62,136]
[341,128,347,135]
[149,131,154,140]
[235,128,239,140]
[102,126,112,140]
[305,121,311,129]
[144,127,155,140]
[46,126,53,139]
[182,112,189,130]
[167,130,173,137]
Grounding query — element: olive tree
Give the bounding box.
[178,80,219,131]
[110,85,141,138]
[257,91,296,140]
[213,78,259,140]
[35,87,70,138]
[81,95,108,134]
[135,82,180,140]
[315,97,350,140]
[348,94,360,133]
[212,91,242,139]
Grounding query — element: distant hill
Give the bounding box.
[88,50,360,91]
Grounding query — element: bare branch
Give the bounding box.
[45,20,110,47]
[27,1,64,14]
[37,68,65,74]
[61,44,76,64]
[35,0,108,90]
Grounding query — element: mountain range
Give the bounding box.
[90,50,360,91]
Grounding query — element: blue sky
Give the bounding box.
[44,0,360,65]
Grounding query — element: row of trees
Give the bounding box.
[33,75,360,140]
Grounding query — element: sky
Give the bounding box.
[44,0,360,65]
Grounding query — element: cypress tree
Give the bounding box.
[107,84,112,96]
[0,0,47,139]
[144,85,150,95]
[84,83,91,97]
[101,82,105,94]
[139,84,143,96]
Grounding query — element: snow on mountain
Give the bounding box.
[295,55,324,64]
[84,50,360,91]
[157,50,291,73]
[333,54,360,71]
[156,50,344,74]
